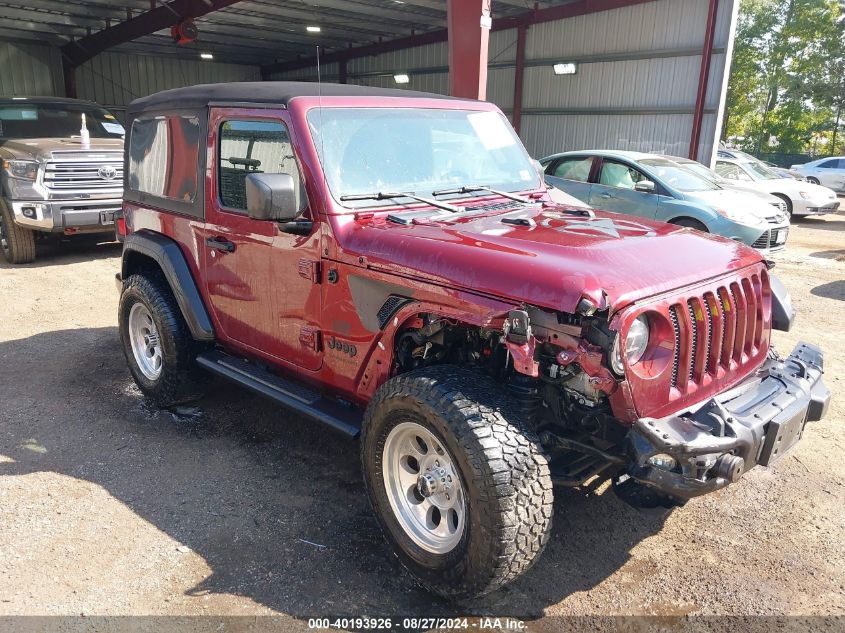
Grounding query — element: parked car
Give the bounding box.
[660,154,790,216]
[717,149,805,180]
[789,157,845,191]
[0,96,124,263]
[540,150,790,253]
[116,81,828,600]
[714,154,839,217]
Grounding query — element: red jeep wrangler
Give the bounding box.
[116,82,829,599]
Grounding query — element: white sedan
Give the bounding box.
[714,156,839,217]
[790,157,845,192]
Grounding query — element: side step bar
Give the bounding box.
[196,350,362,438]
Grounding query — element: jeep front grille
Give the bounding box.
[44,150,123,190]
[667,270,767,394]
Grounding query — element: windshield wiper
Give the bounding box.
[339,191,462,213]
[431,185,531,204]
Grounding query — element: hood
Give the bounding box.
[341,202,764,315]
[0,137,124,161]
[686,188,781,221]
[752,177,836,200]
[719,181,782,204]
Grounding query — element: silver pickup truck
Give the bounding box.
[0,97,124,264]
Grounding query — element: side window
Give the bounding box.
[714,161,750,181]
[218,119,306,214]
[598,160,647,190]
[551,157,593,182]
[128,115,201,202]
[819,159,839,169]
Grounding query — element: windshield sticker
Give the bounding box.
[467,111,516,150]
[102,122,125,134]
[541,213,657,239]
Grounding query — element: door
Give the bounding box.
[544,156,595,205]
[814,158,845,190]
[588,158,659,218]
[203,108,323,371]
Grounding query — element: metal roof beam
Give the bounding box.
[262,0,656,75]
[60,0,247,68]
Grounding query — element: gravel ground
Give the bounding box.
[0,216,843,625]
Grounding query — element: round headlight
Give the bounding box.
[625,315,650,364]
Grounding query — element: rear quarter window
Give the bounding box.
[126,111,205,218]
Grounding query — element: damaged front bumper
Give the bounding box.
[625,342,830,501]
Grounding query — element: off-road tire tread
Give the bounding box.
[0,200,36,264]
[362,365,553,599]
[120,272,207,406]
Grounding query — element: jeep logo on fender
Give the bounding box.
[327,336,357,357]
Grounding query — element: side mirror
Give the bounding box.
[634,180,656,193]
[245,172,298,222]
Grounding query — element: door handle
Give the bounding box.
[599,193,615,199]
[206,236,235,253]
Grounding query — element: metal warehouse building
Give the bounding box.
[0,0,737,164]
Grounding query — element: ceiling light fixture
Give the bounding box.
[200,52,214,60]
[393,73,410,84]
[553,62,577,75]
[306,25,321,32]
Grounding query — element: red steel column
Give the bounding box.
[689,0,719,160]
[512,23,528,134]
[447,0,491,100]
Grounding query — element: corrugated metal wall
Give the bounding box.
[76,52,260,118]
[1,0,735,163]
[0,40,63,97]
[268,0,735,164]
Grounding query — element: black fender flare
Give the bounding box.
[121,230,215,341]
[769,273,795,332]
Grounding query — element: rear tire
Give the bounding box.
[119,272,208,407]
[0,199,36,264]
[361,365,553,599]
[669,217,708,232]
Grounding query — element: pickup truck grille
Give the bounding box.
[44,150,123,191]
[668,270,768,394]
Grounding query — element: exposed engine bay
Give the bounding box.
[393,306,632,493]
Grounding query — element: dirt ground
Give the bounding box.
[0,213,843,626]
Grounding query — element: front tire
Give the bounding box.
[0,199,36,264]
[361,366,553,599]
[807,177,820,185]
[772,193,793,217]
[119,272,207,406]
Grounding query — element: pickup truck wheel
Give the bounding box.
[0,200,36,264]
[361,365,553,599]
[119,272,207,407]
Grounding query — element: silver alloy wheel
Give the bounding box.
[382,421,465,554]
[128,302,163,381]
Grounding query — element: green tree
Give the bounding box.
[724,0,845,157]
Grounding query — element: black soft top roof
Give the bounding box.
[127,81,462,115]
[0,96,104,107]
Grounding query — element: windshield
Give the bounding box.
[638,158,720,192]
[307,107,541,207]
[677,161,723,184]
[743,161,781,180]
[0,102,124,140]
